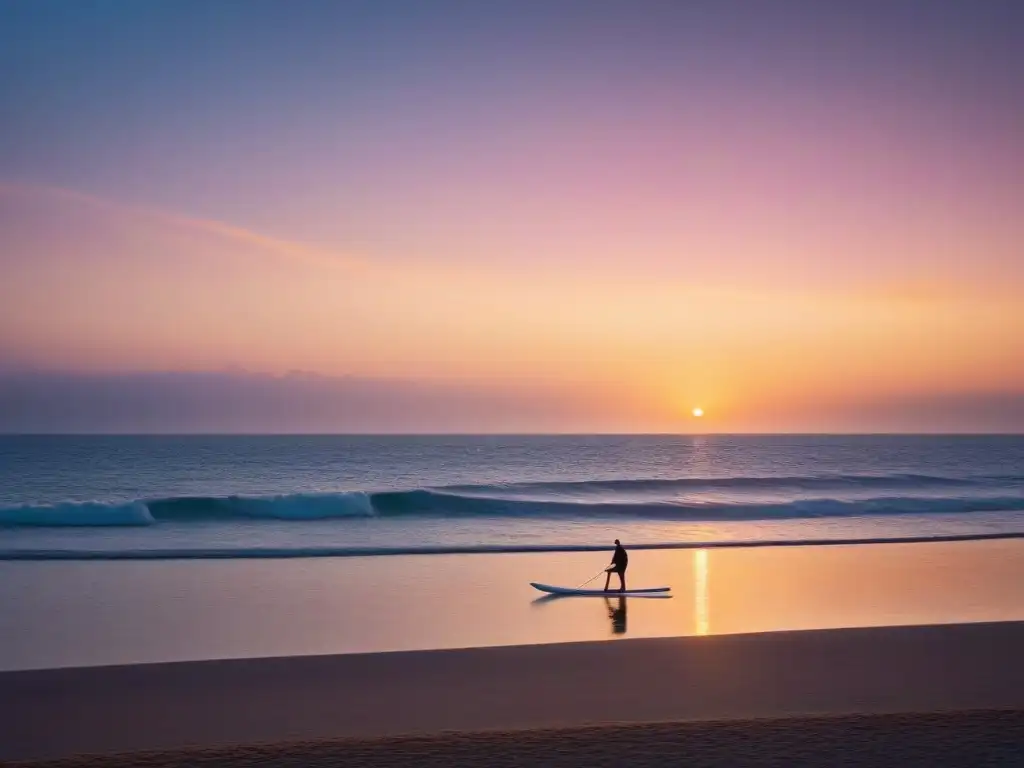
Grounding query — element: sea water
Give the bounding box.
[4,434,1024,670]
[2,435,1023,558]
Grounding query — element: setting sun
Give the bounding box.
[692,408,705,418]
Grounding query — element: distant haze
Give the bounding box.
[1,371,1021,434]
[1,1,1021,433]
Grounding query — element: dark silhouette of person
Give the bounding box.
[605,595,627,634]
[604,539,628,591]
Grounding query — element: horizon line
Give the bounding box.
[2,432,1022,438]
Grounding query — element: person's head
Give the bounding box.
[614,539,620,546]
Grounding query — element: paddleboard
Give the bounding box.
[530,582,672,597]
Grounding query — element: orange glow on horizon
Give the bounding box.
[0,184,1021,433]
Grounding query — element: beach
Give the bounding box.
[3,437,1024,764]
[13,713,1023,768]
[2,539,1024,763]
[4,537,1024,671]
[4,621,1024,764]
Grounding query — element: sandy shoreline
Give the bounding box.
[3,620,1024,761]
[6,538,1024,672]
[6,530,1024,560]
[14,710,1023,768]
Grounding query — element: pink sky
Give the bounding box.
[1,2,1021,432]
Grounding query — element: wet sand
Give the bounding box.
[5,537,1024,672]
[3,621,1024,762]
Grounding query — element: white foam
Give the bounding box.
[0,501,154,527]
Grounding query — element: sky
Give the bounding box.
[1,0,1022,433]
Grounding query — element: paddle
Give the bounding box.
[575,567,609,590]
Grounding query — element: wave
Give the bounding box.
[0,493,375,527]
[2,486,1023,527]
[148,492,375,520]
[444,472,998,496]
[3,531,1023,560]
[0,501,155,526]
[370,489,1024,520]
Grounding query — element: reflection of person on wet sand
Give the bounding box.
[605,595,627,634]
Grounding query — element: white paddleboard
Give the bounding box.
[530,582,672,597]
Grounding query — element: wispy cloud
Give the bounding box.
[0,181,369,274]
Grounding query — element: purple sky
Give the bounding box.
[1,1,1022,432]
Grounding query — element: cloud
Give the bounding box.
[0,370,624,433]
[738,389,1024,434]
[846,391,1024,433]
[0,181,367,274]
[0,371,1021,434]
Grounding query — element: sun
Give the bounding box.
[692,407,704,418]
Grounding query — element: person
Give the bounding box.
[604,539,628,592]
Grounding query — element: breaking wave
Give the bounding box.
[1,471,1022,527]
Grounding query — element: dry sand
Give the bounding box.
[13,710,1024,768]
[3,621,1024,762]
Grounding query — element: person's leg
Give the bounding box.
[618,568,626,591]
[604,569,611,591]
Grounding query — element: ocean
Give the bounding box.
[3,435,1023,559]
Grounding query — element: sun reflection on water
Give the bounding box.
[694,548,709,635]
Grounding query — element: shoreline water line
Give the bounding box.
[4,530,1024,561]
